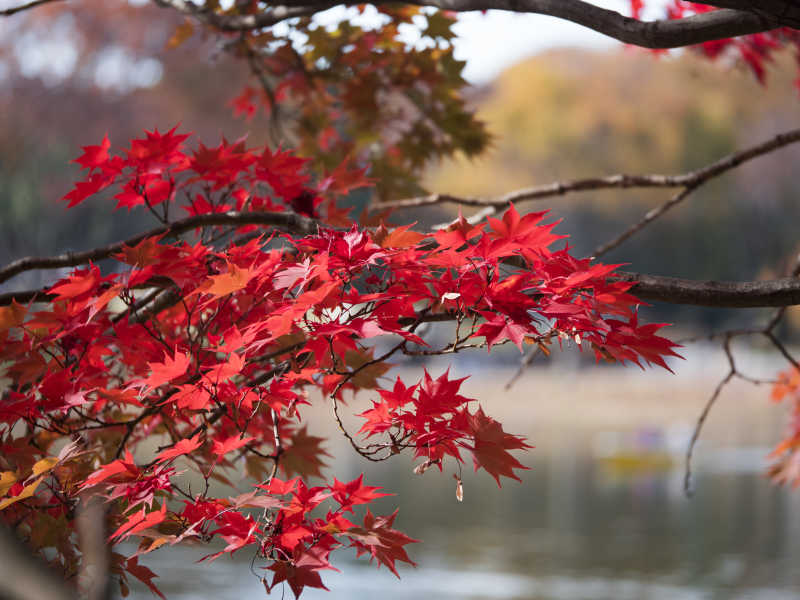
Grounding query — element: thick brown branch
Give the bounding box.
[0,210,317,286]
[155,0,778,47]
[401,1,778,47]
[615,272,800,308]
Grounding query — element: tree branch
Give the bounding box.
[154,0,779,48]
[614,272,800,308]
[5,271,800,310]
[593,128,800,257]
[0,210,317,286]
[697,0,800,28]
[404,1,778,48]
[385,128,800,212]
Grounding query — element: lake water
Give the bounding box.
[126,354,800,600]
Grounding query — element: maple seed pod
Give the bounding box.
[413,458,437,475]
[453,474,463,502]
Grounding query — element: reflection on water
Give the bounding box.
[129,449,800,600]
[127,364,800,599]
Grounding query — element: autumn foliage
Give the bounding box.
[6,0,800,597]
[0,127,681,597]
[636,1,800,89]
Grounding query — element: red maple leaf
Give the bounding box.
[125,556,165,600]
[73,133,111,170]
[347,509,418,577]
[266,546,333,599]
[155,432,203,463]
[476,312,530,352]
[467,407,531,486]
[331,474,392,512]
[211,435,255,459]
[139,349,191,389]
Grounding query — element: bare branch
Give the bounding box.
[504,344,540,391]
[386,128,800,217]
[766,331,800,371]
[684,336,736,496]
[593,185,696,258]
[594,128,800,257]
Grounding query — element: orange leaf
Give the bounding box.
[166,19,194,49]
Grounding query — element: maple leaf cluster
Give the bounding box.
[225,5,489,199]
[633,1,800,90]
[0,128,679,598]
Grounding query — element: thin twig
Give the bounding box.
[505,345,541,391]
[593,185,696,258]
[684,336,736,497]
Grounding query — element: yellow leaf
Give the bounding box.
[31,457,59,478]
[141,537,170,555]
[0,477,42,511]
[0,471,18,497]
[166,20,194,50]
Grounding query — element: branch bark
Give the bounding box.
[154,0,780,48]
[697,0,800,28]
[0,210,317,286]
[614,272,800,308]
